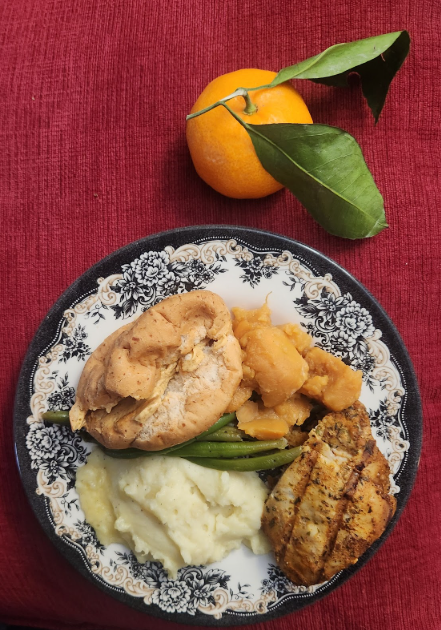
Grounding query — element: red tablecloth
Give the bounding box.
[1,1,440,629]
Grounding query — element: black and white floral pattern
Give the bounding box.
[110,250,226,319]
[369,398,400,442]
[47,372,76,411]
[75,520,106,554]
[261,564,299,597]
[235,255,278,288]
[295,288,378,389]
[26,422,87,486]
[113,554,230,615]
[84,301,109,325]
[60,324,91,362]
[282,270,306,292]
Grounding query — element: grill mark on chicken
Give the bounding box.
[319,439,377,577]
[262,401,397,586]
[263,446,318,565]
[279,440,354,585]
[322,443,396,581]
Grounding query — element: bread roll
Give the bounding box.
[70,290,242,450]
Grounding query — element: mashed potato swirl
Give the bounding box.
[76,449,270,577]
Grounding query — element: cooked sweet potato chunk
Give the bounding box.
[300,347,362,411]
[240,327,309,407]
[232,303,310,408]
[236,394,312,440]
[225,383,254,413]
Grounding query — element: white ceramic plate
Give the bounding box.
[14,226,422,625]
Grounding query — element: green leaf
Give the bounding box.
[248,122,386,238]
[221,107,386,238]
[268,31,410,122]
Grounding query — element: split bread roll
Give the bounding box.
[70,290,242,450]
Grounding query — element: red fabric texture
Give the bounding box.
[0,0,440,628]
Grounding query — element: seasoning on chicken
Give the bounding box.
[262,401,396,586]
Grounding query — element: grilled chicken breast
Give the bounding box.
[262,401,396,586]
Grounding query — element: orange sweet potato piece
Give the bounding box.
[240,327,309,407]
[236,395,312,440]
[300,347,362,411]
[237,417,289,440]
[236,400,286,439]
[274,393,313,426]
[278,323,313,356]
[225,383,253,413]
[232,303,310,408]
[232,302,272,340]
[236,400,259,424]
[236,401,289,439]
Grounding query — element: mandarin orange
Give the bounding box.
[186,69,312,199]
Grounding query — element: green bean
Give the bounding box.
[41,410,70,425]
[101,435,199,459]
[101,442,189,459]
[101,412,238,459]
[168,438,287,459]
[195,412,237,439]
[196,427,245,442]
[183,447,302,471]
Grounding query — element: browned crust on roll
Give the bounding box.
[70,290,242,450]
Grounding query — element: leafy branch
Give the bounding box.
[186,32,410,239]
[221,103,386,239]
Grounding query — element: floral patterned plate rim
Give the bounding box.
[14,226,422,626]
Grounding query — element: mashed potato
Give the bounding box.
[76,449,271,577]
